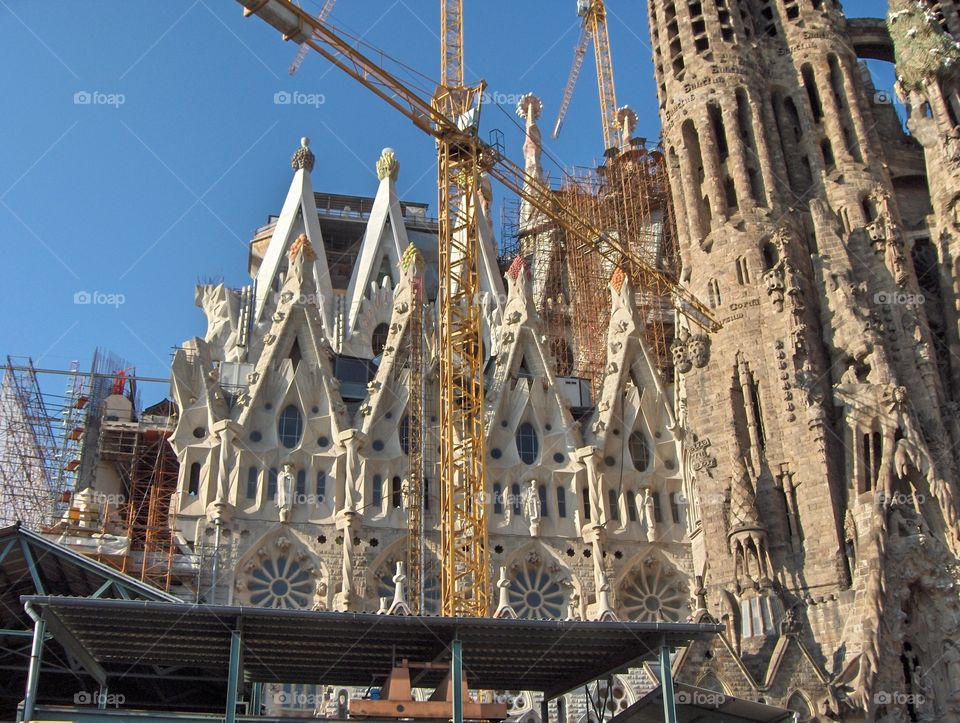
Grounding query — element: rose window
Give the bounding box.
[619,558,688,622]
[507,553,569,619]
[240,536,317,609]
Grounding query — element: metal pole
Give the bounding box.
[451,639,463,723]
[556,696,566,723]
[250,681,262,716]
[97,687,108,710]
[22,614,46,722]
[226,629,242,723]
[660,644,677,723]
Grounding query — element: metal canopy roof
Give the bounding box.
[24,596,721,698]
[0,524,177,631]
[612,682,795,722]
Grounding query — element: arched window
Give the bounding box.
[315,471,327,503]
[493,483,503,514]
[652,491,663,523]
[278,405,304,449]
[582,487,591,521]
[626,491,639,522]
[267,468,278,498]
[516,422,539,465]
[188,462,201,496]
[371,323,389,357]
[391,476,403,509]
[246,466,258,499]
[399,415,411,455]
[608,489,620,521]
[556,487,567,518]
[511,483,522,516]
[296,469,306,498]
[537,484,549,517]
[507,557,570,619]
[629,431,651,471]
[619,557,689,621]
[372,475,383,507]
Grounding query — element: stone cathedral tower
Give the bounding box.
[647,0,960,718]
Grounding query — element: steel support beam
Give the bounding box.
[19,538,45,594]
[660,644,677,723]
[451,638,463,723]
[21,615,46,722]
[226,628,242,723]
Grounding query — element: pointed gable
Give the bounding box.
[343,149,411,336]
[240,237,347,436]
[254,138,334,336]
[358,244,426,435]
[589,269,676,447]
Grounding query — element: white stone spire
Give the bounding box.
[343,148,411,337]
[254,137,334,336]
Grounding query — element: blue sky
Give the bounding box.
[0,0,892,393]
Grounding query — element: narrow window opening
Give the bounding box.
[556,487,567,518]
[608,489,620,521]
[189,462,201,497]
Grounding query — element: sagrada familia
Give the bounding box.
[46,0,960,720]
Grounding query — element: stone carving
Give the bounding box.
[687,334,711,369]
[291,136,315,173]
[375,147,399,182]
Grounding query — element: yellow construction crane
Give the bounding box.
[552,0,620,151]
[234,0,719,617]
[287,0,336,75]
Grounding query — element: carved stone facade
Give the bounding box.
[648,0,960,719]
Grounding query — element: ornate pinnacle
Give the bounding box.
[516,93,543,125]
[376,148,400,181]
[507,255,530,280]
[289,233,317,262]
[291,137,315,173]
[610,267,626,293]
[400,243,424,274]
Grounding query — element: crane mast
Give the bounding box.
[553,0,620,152]
[235,0,720,617]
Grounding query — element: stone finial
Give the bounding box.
[615,106,638,148]
[728,454,762,532]
[400,242,424,275]
[516,93,543,125]
[288,232,317,262]
[493,567,518,619]
[376,147,400,181]
[610,267,627,293]
[507,255,530,281]
[387,561,412,615]
[595,574,620,622]
[291,136,315,173]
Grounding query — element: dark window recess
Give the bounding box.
[557,487,567,518]
[267,468,278,498]
[582,487,591,521]
[296,469,306,498]
[511,483,522,516]
[538,484,549,518]
[246,467,258,499]
[372,475,383,506]
[608,489,620,521]
[627,491,639,522]
[392,476,403,509]
[494,483,503,514]
[316,471,327,501]
[188,463,201,496]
